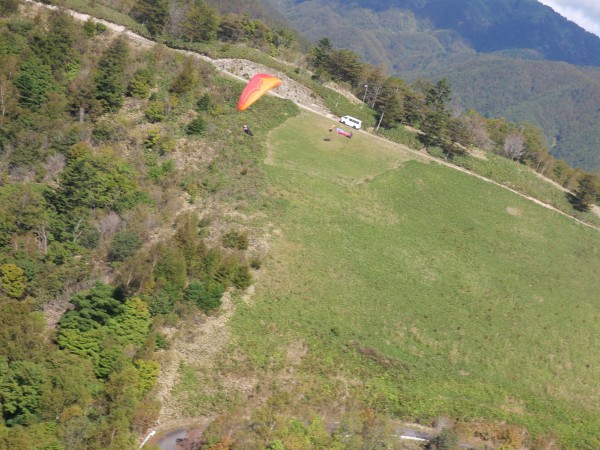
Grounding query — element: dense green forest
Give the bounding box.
[1,0,599,448]
[268,0,600,171]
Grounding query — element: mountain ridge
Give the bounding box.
[289,0,600,66]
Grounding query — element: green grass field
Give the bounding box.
[230,112,600,446]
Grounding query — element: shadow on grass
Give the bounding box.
[566,192,589,212]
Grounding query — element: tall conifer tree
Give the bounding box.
[94,38,128,113]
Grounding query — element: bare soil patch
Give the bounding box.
[468,147,488,160]
[506,206,523,217]
[323,81,360,104]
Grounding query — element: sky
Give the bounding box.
[537,0,600,37]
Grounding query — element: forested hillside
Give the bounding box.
[267,0,600,171]
[355,0,600,65]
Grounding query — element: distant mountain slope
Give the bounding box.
[359,0,600,66]
[428,56,600,169]
[283,0,600,68]
[269,0,600,170]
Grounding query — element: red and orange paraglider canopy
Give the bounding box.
[237,73,282,111]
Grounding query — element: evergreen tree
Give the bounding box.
[186,117,206,135]
[404,80,433,126]
[182,0,220,42]
[426,78,451,112]
[94,38,129,113]
[184,280,223,312]
[126,69,152,98]
[106,297,151,345]
[13,57,58,111]
[173,213,208,276]
[108,231,143,262]
[130,0,169,36]
[169,58,199,94]
[327,49,363,85]
[195,93,212,112]
[311,37,332,71]
[68,73,99,122]
[59,282,124,332]
[446,117,470,154]
[48,147,138,217]
[419,78,452,153]
[153,243,187,292]
[573,174,600,211]
[144,100,166,123]
[30,10,80,79]
[373,77,406,127]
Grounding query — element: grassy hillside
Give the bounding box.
[212,112,600,447]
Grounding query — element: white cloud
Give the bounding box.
[537,0,600,37]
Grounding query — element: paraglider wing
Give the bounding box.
[237,74,282,111]
[336,128,352,138]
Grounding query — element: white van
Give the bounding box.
[339,115,362,130]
